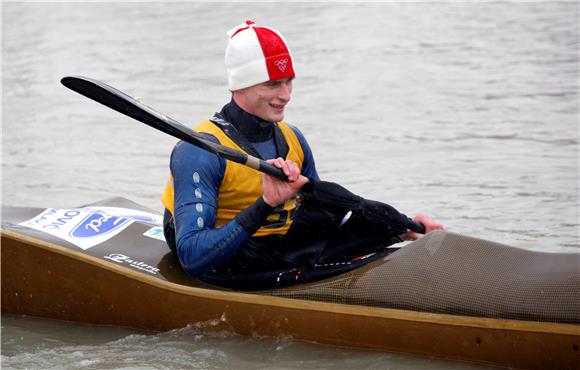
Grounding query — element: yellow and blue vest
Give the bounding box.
[161,120,304,236]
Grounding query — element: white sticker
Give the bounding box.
[143,226,166,241]
[20,207,162,250]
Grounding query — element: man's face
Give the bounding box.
[234,78,293,122]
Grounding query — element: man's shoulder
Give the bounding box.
[172,131,220,157]
[281,122,309,144]
[170,133,226,181]
[195,119,223,135]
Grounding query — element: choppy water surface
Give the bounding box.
[2,315,488,370]
[2,2,578,369]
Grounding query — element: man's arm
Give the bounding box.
[171,139,274,278]
[290,126,319,181]
[289,126,445,240]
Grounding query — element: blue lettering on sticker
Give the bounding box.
[70,213,130,238]
[43,210,81,230]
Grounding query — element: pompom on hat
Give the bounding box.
[225,20,295,91]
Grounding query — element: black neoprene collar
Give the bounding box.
[220,99,274,142]
[213,99,290,160]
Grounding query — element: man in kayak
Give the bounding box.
[161,20,444,289]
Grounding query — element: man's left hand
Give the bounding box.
[400,214,446,241]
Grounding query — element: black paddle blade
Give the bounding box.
[61,76,287,180]
[61,76,220,153]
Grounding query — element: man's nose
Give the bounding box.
[277,82,292,101]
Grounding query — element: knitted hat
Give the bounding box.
[225,20,295,91]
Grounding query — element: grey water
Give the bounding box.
[2,2,578,369]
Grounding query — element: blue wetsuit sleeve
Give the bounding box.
[290,125,320,181]
[171,137,272,278]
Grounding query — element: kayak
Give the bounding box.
[2,197,579,369]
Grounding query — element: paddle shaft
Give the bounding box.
[60,76,286,180]
[61,76,425,234]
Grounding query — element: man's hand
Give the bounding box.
[262,157,309,207]
[400,214,446,241]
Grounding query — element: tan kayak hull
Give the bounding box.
[2,230,578,369]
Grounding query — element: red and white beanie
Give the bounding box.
[225,20,295,91]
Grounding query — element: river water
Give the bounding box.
[2,2,578,369]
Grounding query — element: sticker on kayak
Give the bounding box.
[143,226,166,242]
[19,207,163,250]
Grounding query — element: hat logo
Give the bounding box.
[274,58,288,72]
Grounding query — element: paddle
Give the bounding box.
[60,76,287,181]
[60,76,425,234]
